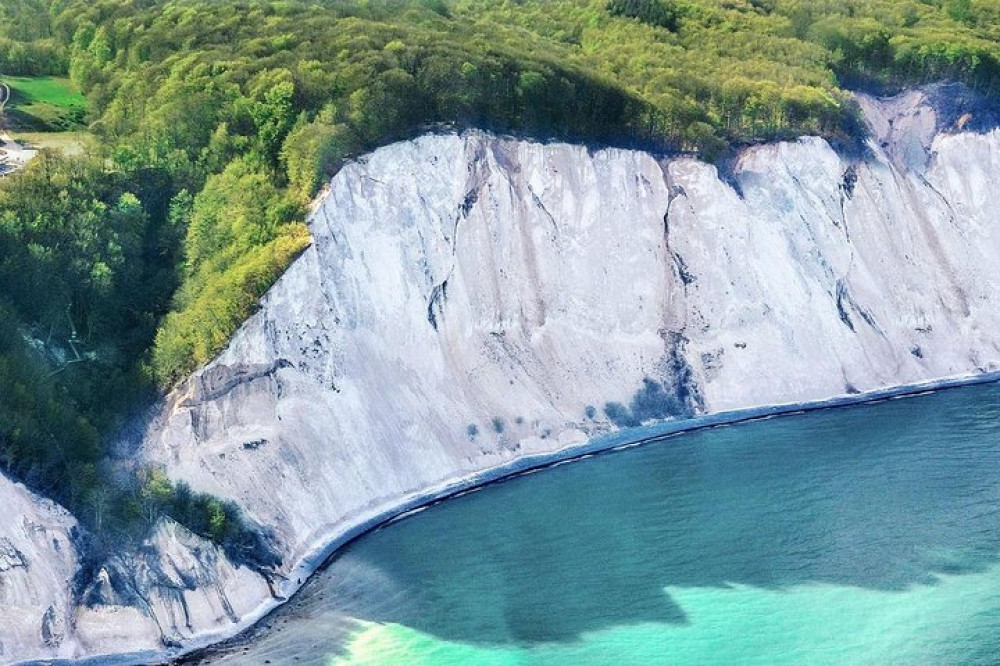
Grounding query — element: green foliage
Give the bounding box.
[947,0,974,25]
[0,305,101,501]
[282,115,356,200]
[608,0,682,30]
[0,151,176,534]
[0,0,66,75]
[249,76,299,166]
[150,158,309,385]
[140,469,279,566]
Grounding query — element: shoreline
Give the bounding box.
[42,369,1000,666]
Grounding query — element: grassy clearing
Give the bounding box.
[3,75,86,131]
[13,131,91,155]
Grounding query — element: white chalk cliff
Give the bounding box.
[0,480,78,662]
[4,85,1000,663]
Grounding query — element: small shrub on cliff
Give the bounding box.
[140,470,281,571]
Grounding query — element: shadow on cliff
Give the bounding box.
[203,382,1000,661]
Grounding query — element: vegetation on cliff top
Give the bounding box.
[3,0,1000,555]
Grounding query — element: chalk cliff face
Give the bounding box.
[0,471,271,662]
[0,479,78,662]
[4,85,1000,663]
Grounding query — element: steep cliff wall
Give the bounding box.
[0,477,78,662]
[0,471,271,664]
[5,85,1000,663]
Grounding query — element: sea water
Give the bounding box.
[200,382,1000,665]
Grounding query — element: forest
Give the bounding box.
[2,0,1000,561]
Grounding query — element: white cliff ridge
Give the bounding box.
[4,85,1000,663]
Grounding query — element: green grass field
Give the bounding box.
[2,76,87,131]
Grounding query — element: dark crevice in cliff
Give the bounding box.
[427,279,449,331]
[662,183,695,287]
[181,360,293,408]
[426,139,494,333]
[841,165,858,199]
[835,280,882,335]
[527,183,558,233]
[836,282,856,331]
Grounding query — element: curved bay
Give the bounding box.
[194,382,1000,665]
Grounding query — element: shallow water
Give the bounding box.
[199,382,1000,665]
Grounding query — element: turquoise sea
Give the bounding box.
[201,382,1000,665]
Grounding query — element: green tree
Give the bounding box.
[607,0,681,31]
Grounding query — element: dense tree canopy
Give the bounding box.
[3,0,1000,556]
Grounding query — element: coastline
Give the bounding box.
[40,368,1000,666]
